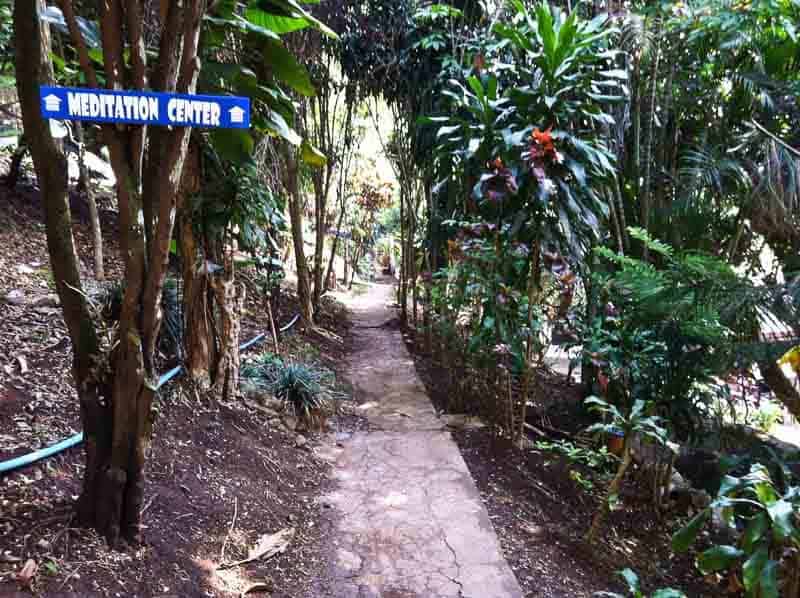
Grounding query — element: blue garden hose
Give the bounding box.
[0,316,300,475]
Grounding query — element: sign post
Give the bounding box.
[40,86,251,129]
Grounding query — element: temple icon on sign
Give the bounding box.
[43,94,62,112]
[229,106,245,124]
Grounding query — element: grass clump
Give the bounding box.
[241,352,346,425]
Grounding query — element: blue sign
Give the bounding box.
[40,86,250,129]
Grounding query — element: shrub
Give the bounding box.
[594,568,686,598]
[672,463,800,598]
[241,353,346,424]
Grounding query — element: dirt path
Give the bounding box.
[315,281,524,598]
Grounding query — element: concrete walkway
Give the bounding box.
[316,282,523,598]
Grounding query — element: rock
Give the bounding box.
[31,294,60,308]
[282,415,298,433]
[3,290,26,306]
[295,435,308,449]
[675,448,723,495]
[263,397,285,412]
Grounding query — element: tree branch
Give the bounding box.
[751,120,800,159]
[58,0,99,88]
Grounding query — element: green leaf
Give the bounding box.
[263,109,301,145]
[210,129,254,164]
[742,545,769,593]
[742,512,770,552]
[466,76,485,103]
[717,474,743,497]
[672,510,709,553]
[204,14,280,40]
[697,545,744,574]
[759,560,780,598]
[300,140,327,167]
[262,39,315,96]
[754,482,779,505]
[252,0,337,38]
[245,8,309,34]
[767,499,796,541]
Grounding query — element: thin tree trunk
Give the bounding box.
[410,195,418,328]
[519,241,541,446]
[613,173,628,251]
[641,36,661,260]
[630,55,641,216]
[266,290,280,355]
[324,193,347,291]
[5,136,27,188]
[586,439,632,544]
[75,122,104,280]
[283,146,314,326]
[312,172,326,309]
[399,186,407,323]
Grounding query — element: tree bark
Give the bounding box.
[51,0,206,548]
[324,195,347,291]
[283,145,314,326]
[5,136,28,188]
[640,34,661,261]
[75,122,104,280]
[760,360,800,421]
[210,253,244,403]
[15,0,106,540]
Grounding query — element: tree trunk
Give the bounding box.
[75,122,104,280]
[399,186,408,323]
[15,0,108,525]
[312,172,326,309]
[324,193,347,291]
[640,35,661,261]
[179,139,215,390]
[210,253,244,403]
[283,146,314,326]
[760,360,800,421]
[49,0,206,547]
[5,136,27,188]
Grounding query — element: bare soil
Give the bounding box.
[0,173,360,597]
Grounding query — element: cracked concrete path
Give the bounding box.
[315,281,524,598]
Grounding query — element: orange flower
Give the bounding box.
[532,126,555,154]
[489,157,504,170]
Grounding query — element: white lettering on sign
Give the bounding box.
[51,87,242,128]
[64,92,161,122]
[167,99,221,127]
